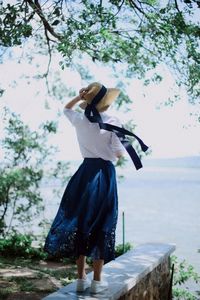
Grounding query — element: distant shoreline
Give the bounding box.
[142,155,200,168]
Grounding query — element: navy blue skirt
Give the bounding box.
[44,158,118,263]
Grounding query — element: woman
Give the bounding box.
[44,82,125,294]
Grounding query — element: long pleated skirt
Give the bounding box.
[44,158,118,263]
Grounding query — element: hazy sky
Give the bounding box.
[1,50,200,161]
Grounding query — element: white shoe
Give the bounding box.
[90,279,108,294]
[76,278,90,292]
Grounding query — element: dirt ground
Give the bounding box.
[0,257,92,300]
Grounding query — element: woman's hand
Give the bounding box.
[79,87,88,100]
[64,87,89,110]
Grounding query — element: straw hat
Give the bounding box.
[79,82,120,112]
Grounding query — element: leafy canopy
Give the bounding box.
[0,0,199,103]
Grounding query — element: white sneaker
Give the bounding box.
[76,278,90,292]
[90,279,108,294]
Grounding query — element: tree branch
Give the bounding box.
[0,187,10,223]
[43,28,52,94]
[6,193,18,235]
[128,0,147,16]
[174,0,181,12]
[25,0,60,94]
[26,0,61,40]
[113,0,125,17]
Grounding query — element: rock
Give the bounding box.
[0,267,39,279]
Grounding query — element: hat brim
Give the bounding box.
[79,88,120,112]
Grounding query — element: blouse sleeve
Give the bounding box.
[63,108,82,126]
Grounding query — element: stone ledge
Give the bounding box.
[42,242,176,300]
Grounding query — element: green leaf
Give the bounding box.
[52,19,60,26]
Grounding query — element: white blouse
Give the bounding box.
[63,108,125,162]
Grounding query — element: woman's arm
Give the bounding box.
[115,151,124,159]
[64,95,81,110]
[64,88,88,110]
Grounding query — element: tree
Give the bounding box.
[0,0,199,104]
[0,108,70,236]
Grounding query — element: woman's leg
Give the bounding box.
[93,259,104,281]
[76,255,87,279]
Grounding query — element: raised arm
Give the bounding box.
[64,88,88,110]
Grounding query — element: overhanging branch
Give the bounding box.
[128,0,147,16]
[174,0,181,12]
[26,0,61,40]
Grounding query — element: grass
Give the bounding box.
[0,256,79,299]
[9,277,35,292]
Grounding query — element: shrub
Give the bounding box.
[172,255,200,300]
[115,242,133,257]
[0,233,47,259]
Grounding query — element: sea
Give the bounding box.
[116,156,200,274]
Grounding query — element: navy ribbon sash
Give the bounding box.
[84,85,149,170]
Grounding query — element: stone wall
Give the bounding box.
[119,257,171,300]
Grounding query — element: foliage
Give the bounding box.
[115,242,133,257]
[0,2,32,46]
[0,232,47,259]
[172,255,200,300]
[0,232,133,264]
[0,108,70,235]
[0,0,199,103]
